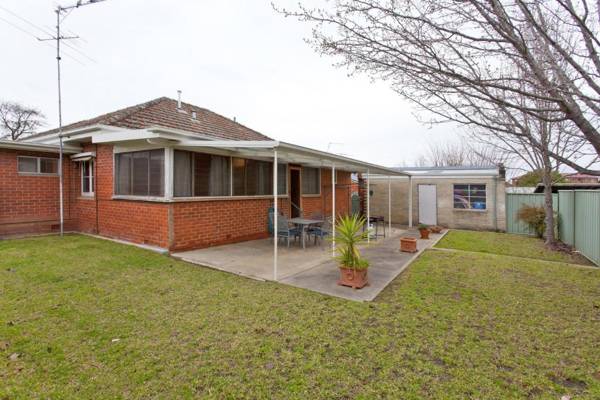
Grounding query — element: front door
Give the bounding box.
[290,168,301,218]
[418,184,437,225]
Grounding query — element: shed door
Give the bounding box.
[418,184,437,225]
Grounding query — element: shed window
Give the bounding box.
[302,167,320,195]
[115,149,164,196]
[17,156,58,175]
[453,184,486,209]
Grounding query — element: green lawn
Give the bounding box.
[436,229,591,264]
[1,234,600,399]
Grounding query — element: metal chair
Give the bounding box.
[277,214,302,248]
[310,217,332,245]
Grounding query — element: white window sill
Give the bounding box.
[18,172,59,177]
[112,195,289,203]
[453,208,488,213]
[79,194,95,200]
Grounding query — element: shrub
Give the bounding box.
[517,205,546,238]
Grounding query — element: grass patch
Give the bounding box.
[1,234,600,398]
[435,230,591,264]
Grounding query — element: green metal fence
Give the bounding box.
[506,191,600,265]
[505,193,557,236]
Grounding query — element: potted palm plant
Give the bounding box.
[333,214,370,289]
[418,223,430,239]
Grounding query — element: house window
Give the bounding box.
[115,149,164,196]
[453,184,486,210]
[277,164,287,195]
[302,167,320,195]
[173,150,231,197]
[81,160,94,196]
[172,151,287,198]
[17,156,59,175]
[233,158,273,196]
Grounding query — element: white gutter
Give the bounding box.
[0,140,81,154]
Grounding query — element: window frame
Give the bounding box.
[81,159,94,197]
[17,156,59,176]
[301,166,321,196]
[453,183,487,210]
[113,149,165,198]
[173,150,289,199]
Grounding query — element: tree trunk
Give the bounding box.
[541,166,557,246]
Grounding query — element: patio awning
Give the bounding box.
[174,139,409,176]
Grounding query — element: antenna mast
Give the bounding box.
[38,0,106,236]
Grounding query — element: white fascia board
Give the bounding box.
[276,141,407,176]
[368,174,498,180]
[145,125,217,141]
[0,140,81,154]
[26,124,118,144]
[177,139,279,149]
[91,129,169,144]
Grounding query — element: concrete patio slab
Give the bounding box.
[172,226,445,301]
[172,235,334,281]
[280,230,445,301]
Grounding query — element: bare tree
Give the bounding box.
[278,0,600,174]
[0,101,45,141]
[416,138,510,167]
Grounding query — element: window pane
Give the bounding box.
[174,150,193,197]
[453,184,486,209]
[302,167,320,195]
[149,149,164,196]
[232,158,246,196]
[208,155,230,196]
[40,158,58,174]
[116,153,132,195]
[18,157,37,173]
[132,152,150,196]
[82,160,93,194]
[277,164,287,195]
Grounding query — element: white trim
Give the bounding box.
[165,147,174,199]
[273,149,278,282]
[81,159,94,196]
[0,140,80,154]
[70,151,96,161]
[367,169,370,243]
[408,176,413,227]
[332,163,336,257]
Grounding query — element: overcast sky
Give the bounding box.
[0,0,463,167]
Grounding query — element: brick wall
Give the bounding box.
[0,148,75,235]
[368,176,506,231]
[1,145,353,250]
[73,144,171,248]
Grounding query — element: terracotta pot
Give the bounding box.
[419,228,430,239]
[400,237,418,253]
[337,267,369,289]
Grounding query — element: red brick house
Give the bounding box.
[1,97,399,252]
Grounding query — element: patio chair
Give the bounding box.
[310,217,332,245]
[277,215,301,248]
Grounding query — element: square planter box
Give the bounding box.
[400,237,418,253]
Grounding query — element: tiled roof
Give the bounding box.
[33,97,272,141]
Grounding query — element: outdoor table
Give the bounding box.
[288,217,324,249]
[367,216,386,239]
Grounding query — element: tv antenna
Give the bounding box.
[38,0,106,236]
